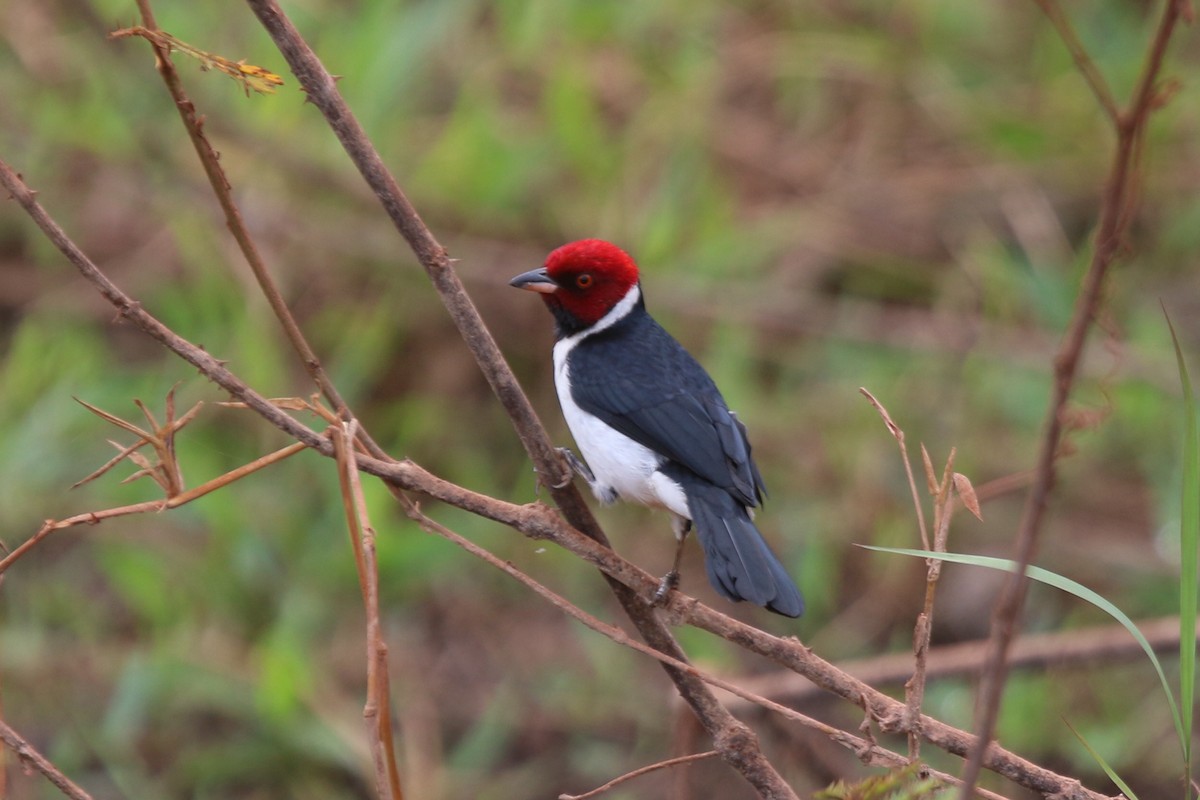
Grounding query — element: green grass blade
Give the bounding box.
[1166,310,1198,787]
[1064,718,1141,800]
[861,545,1187,753]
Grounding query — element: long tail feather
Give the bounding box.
[682,480,804,618]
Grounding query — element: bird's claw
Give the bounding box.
[651,570,680,606]
[533,448,588,494]
[556,447,595,486]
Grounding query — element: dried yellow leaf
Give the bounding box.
[111,25,284,96]
[953,472,984,521]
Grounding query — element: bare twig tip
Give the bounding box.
[859,387,903,441]
[920,444,937,496]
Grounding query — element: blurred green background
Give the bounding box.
[1,1,1198,798]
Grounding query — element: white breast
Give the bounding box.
[551,290,690,520]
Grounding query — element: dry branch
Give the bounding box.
[726,615,1193,706]
[558,751,720,800]
[963,1,1190,793]
[0,719,95,800]
[332,423,405,800]
[0,441,307,577]
[122,0,386,460]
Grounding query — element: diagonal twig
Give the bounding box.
[396,493,943,781]
[0,718,95,800]
[0,441,307,577]
[558,751,720,800]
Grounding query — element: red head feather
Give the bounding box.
[539,239,641,329]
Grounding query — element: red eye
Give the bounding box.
[576,274,594,288]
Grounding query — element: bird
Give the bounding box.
[510,239,804,617]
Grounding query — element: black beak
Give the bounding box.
[509,267,559,294]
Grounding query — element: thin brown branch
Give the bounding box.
[0,718,95,800]
[123,0,386,460]
[728,615,1192,706]
[905,448,957,759]
[558,751,720,800]
[109,26,283,95]
[402,488,1085,799]
[674,602,1113,799]
[74,436,151,490]
[239,3,799,796]
[860,388,930,549]
[0,442,307,576]
[861,389,945,759]
[0,158,331,455]
[239,0,566,486]
[333,423,404,800]
[162,385,184,493]
[372,459,1110,798]
[962,2,1188,794]
[404,497,1019,800]
[398,496,924,776]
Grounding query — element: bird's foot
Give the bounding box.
[555,447,595,488]
[651,569,680,606]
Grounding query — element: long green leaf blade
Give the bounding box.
[861,545,1187,752]
[1065,718,1141,800]
[1166,310,1198,787]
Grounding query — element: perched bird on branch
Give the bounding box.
[511,239,803,617]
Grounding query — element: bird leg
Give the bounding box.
[652,517,691,606]
[553,447,595,489]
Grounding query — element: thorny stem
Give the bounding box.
[961,1,1189,796]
